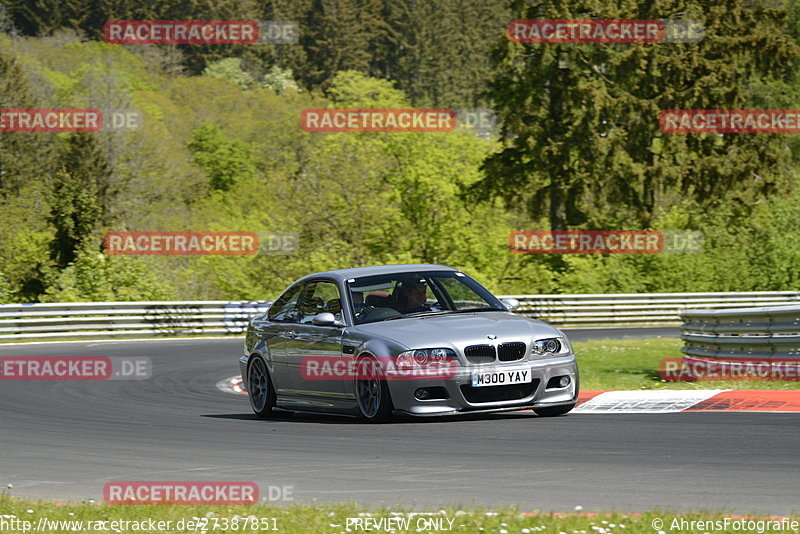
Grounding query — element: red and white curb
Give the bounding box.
[216,375,246,395]
[217,375,800,413]
[576,390,800,413]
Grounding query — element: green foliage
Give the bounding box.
[0,179,55,302]
[0,36,59,194]
[298,0,386,88]
[202,57,254,89]
[0,271,12,303]
[262,65,300,94]
[48,133,108,268]
[1,10,800,304]
[480,0,800,230]
[326,70,407,106]
[3,0,265,73]
[380,0,510,107]
[42,244,175,302]
[3,0,510,108]
[188,124,258,191]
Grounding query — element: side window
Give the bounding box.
[297,281,342,324]
[267,283,303,323]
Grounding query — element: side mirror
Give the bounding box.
[312,312,340,327]
[501,298,520,312]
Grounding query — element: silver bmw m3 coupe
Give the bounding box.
[240,264,579,422]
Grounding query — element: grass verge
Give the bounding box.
[0,496,796,534]
[574,337,800,391]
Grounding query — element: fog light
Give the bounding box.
[546,375,571,389]
[414,387,449,401]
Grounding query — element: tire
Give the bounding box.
[247,355,277,418]
[533,403,575,417]
[354,355,394,423]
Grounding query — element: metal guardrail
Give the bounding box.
[680,305,800,359]
[0,292,799,341]
[504,291,800,327]
[0,301,272,341]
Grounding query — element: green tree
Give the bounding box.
[0,270,12,303]
[203,57,254,89]
[42,243,174,302]
[262,65,299,94]
[326,69,405,106]
[380,0,510,107]
[1,0,85,36]
[49,133,109,268]
[0,182,55,302]
[48,168,102,269]
[188,124,257,191]
[0,37,58,196]
[478,0,799,230]
[299,0,386,88]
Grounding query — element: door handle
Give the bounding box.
[286,331,297,338]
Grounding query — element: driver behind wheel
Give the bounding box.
[351,292,365,313]
[391,279,430,314]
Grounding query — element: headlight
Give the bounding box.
[532,337,566,356]
[397,348,457,368]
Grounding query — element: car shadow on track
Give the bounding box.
[201,411,543,424]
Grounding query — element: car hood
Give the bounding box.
[351,311,562,351]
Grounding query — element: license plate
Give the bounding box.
[471,369,532,387]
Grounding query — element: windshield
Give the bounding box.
[347,271,505,324]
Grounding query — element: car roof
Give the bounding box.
[299,264,458,283]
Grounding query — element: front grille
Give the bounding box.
[460,379,540,404]
[464,344,496,364]
[465,342,527,364]
[498,342,526,362]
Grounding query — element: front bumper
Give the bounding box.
[239,355,249,387]
[387,355,578,416]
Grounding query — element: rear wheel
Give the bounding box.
[355,355,394,423]
[248,355,277,418]
[533,403,575,417]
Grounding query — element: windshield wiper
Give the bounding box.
[383,310,452,320]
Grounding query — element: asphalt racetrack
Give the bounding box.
[1,329,797,514]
